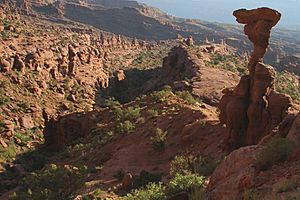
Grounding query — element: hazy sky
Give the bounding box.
[136,0,300,30]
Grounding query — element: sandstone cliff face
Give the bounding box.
[219,8,292,150]
[43,109,97,151]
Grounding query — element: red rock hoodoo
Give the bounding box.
[219,8,292,150]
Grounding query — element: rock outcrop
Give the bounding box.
[43,109,97,151]
[207,146,261,200]
[287,113,300,145]
[219,8,292,150]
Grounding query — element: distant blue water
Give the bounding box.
[137,0,300,30]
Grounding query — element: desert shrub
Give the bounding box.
[81,189,111,200]
[104,97,121,109]
[0,143,17,163]
[116,120,135,134]
[0,95,10,106]
[16,150,48,172]
[136,117,145,124]
[273,179,298,193]
[256,137,295,171]
[194,155,218,176]
[205,53,248,75]
[0,80,11,105]
[169,172,205,193]
[14,132,32,146]
[132,170,162,189]
[123,182,166,200]
[10,164,87,200]
[175,91,199,105]
[147,109,159,118]
[170,156,191,177]
[114,106,141,122]
[150,128,167,150]
[275,71,300,103]
[113,169,126,181]
[242,188,262,200]
[151,86,173,103]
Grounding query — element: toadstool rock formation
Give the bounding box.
[219,8,292,151]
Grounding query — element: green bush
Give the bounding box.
[0,143,17,163]
[14,132,32,146]
[147,109,159,118]
[242,188,262,200]
[194,155,218,176]
[150,128,167,150]
[175,91,199,105]
[132,170,162,189]
[104,97,121,109]
[113,169,126,181]
[275,71,300,103]
[256,137,295,171]
[10,164,87,200]
[114,107,141,122]
[170,156,191,177]
[273,179,298,193]
[116,120,135,134]
[151,86,173,103]
[123,182,166,200]
[0,95,10,106]
[169,173,205,193]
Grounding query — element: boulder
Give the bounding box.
[121,173,133,189]
[207,146,261,200]
[19,115,34,129]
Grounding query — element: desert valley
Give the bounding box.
[0,0,300,200]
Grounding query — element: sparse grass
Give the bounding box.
[150,128,167,151]
[114,106,141,122]
[14,132,32,146]
[116,120,135,134]
[275,71,300,103]
[124,182,166,200]
[242,188,262,200]
[256,137,295,171]
[151,86,173,103]
[169,172,205,194]
[132,170,162,189]
[205,53,248,75]
[104,97,121,109]
[170,156,191,177]
[194,155,218,177]
[147,109,159,118]
[175,91,200,105]
[10,164,87,200]
[273,179,298,193]
[0,142,18,163]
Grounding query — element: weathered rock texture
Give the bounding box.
[233,7,281,72]
[207,146,261,200]
[43,109,97,151]
[219,8,292,150]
